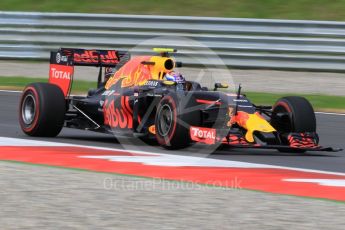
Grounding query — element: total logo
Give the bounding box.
[50,68,71,80]
[190,126,216,144]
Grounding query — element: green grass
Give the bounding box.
[0,76,96,93]
[244,92,345,112]
[2,0,345,20]
[0,76,344,112]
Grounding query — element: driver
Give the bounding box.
[164,71,186,91]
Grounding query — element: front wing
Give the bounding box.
[224,144,342,152]
[189,126,342,152]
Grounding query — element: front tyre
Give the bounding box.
[19,83,66,137]
[271,96,316,153]
[155,94,191,149]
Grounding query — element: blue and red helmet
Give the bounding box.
[165,71,185,84]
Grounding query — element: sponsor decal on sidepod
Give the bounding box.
[190,126,216,145]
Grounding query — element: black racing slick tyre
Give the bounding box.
[271,96,316,133]
[155,94,196,150]
[19,83,66,137]
[271,96,316,153]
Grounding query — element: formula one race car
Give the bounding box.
[19,48,340,152]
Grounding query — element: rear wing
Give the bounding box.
[49,48,130,97]
[53,48,129,67]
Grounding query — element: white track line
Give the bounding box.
[315,112,345,116]
[1,136,345,177]
[0,89,22,93]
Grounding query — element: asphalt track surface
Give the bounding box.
[0,90,344,173]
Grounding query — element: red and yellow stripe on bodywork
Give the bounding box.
[105,55,174,89]
[229,111,276,143]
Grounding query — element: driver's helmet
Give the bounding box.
[165,71,186,91]
[165,71,185,84]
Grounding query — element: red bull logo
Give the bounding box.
[103,96,133,129]
[74,50,119,64]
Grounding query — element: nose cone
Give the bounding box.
[244,112,276,142]
[231,111,276,143]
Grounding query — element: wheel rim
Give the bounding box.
[22,94,36,125]
[157,104,173,137]
[272,105,293,133]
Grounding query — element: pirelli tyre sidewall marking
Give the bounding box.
[19,86,40,133]
[155,95,178,146]
[274,101,292,113]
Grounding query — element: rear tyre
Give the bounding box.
[155,94,193,149]
[19,83,66,137]
[271,96,316,153]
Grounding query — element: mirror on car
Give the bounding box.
[175,62,183,67]
[214,83,229,91]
